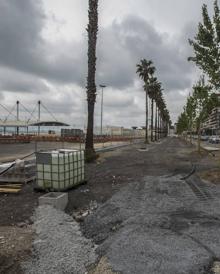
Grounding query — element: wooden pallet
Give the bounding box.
[0,189,21,193]
[0,184,22,193]
[0,159,36,193]
[0,175,35,194]
[0,184,22,188]
[0,176,36,183]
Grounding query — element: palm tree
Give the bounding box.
[85,0,99,161]
[158,98,166,138]
[162,108,170,137]
[154,88,163,141]
[136,59,155,143]
[156,93,164,140]
[148,77,161,142]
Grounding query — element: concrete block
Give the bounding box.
[39,192,68,211]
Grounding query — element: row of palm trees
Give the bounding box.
[136,59,171,144]
[85,0,170,160]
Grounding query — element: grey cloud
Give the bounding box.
[164,90,188,122]
[41,96,81,115]
[1,87,86,125]
[0,0,45,71]
[103,91,135,108]
[0,1,201,124]
[0,0,87,86]
[0,1,195,93]
[0,68,49,93]
[0,92,4,101]
[97,15,195,93]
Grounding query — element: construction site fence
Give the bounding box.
[0,134,144,144]
[31,135,144,143]
[0,135,31,144]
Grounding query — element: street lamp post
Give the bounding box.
[99,85,106,136]
[16,101,19,135]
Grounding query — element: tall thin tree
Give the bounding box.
[188,0,220,89]
[136,59,155,144]
[155,88,163,141]
[148,77,161,142]
[85,0,99,161]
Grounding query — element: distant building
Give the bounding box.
[93,126,145,137]
[93,126,123,136]
[202,107,220,134]
[61,128,84,137]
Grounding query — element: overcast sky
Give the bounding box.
[0,0,215,128]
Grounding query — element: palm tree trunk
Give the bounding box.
[157,110,160,140]
[155,105,158,141]
[151,98,154,142]
[85,0,98,161]
[145,91,149,144]
[86,100,95,153]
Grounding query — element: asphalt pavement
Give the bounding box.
[83,137,220,274]
[0,141,131,162]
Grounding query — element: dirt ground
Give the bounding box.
[0,184,38,274]
[89,257,118,274]
[199,169,220,184]
[0,226,33,274]
[0,184,40,226]
[0,137,219,273]
[0,142,134,274]
[0,142,139,273]
[66,138,216,214]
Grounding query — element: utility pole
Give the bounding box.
[16,101,19,135]
[38,100,41,136]
[99,85,106,136]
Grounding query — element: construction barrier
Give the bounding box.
[0,134,144,144]
[0,135,31,144]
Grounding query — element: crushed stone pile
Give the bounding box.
[23,205,97,274]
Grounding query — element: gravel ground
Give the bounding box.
[23,205,97,274]
[82,174,220,274]
[66,138,200,214]
[1,137,218,273]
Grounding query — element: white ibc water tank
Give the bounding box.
[36,149,85,191]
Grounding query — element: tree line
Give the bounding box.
[177,0,220,152]
[85,0,171,161]
[136,59,171,144]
